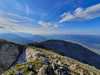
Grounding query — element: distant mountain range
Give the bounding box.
[0,33,34,44]
[26,35,47,42]
[13,32,48,42]
[0,33,48,44]
[0,32,100,55]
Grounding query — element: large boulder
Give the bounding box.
[15,47,43,64]
[38,65,50,75]
[0,43,19,74]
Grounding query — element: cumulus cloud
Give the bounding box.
[59,3,100,23]
[38,21,59,28]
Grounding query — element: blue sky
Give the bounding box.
[0,0,100,35]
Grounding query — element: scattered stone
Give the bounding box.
[56,67,64,75]
[90,72,94,75]
[73,64,78,69]
[35,52,42,57]
[58,61,61,65]
[70,65,73,68]
[40,56,44,59]
[16,71,24,75]
[62,72,66,75]
[55,69,60,75]
[56,64,59,68]
[38,65,49,75]
[80,72,84,75]
[44,58,49,63]
[63,64,65,68]
[27,65,32,69]
[55,55,57,58]
[58,67,63,70]
[11,70,15,73]
[52,62,56,69]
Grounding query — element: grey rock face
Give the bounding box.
[0,43,19,74]
[14,50,27,65]
[41,40,100,69]
[15,47,43,65]
[52,62,56,69]
[38,65,49,75]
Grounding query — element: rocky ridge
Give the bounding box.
[0,39,100,75]
[41,40,100,69]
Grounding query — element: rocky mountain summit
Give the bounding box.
[40,40,100,69]
[0,39,100,75]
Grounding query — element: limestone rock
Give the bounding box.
[52,62,56,69]
[14,50,27,65]
[0,43,19,74]
[15,47,43,65]
[58,61,61,65]
[63,64,65,68]
[11,70,16,73]
[44,58,49,63]
[16,71,24,75]
[38,65,49,75]
[26,48,42,62]
[27,65,32,69]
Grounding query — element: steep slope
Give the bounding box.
[1,39,100,75]
[40,40,100,69]
[3,43,100,75]
[0,39,26,74]
[0,33,34,44]
[43,34,100,55]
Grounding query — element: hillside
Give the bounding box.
[0,33,34,44]
[0,39,100,75]
[40,40,100,69]
[43,34,100,55]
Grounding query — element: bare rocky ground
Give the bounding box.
[0,39,100,75]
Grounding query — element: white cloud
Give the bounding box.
[25,4,34,15]
[59,3,100,23]
[0,11,59,34]
[0,11,36,31]
[38,21,59,28]
[0,11,34,22]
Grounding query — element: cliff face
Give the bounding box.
[41,40,100,69]
[0,40,43,74]
[0,43,19,73]
[14,47,43,65]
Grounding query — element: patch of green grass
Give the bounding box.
[2,59,48,75]
[83,69,90,75]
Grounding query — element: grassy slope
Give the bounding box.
[1,39,100,75]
